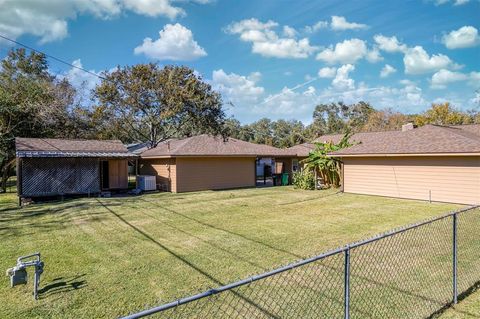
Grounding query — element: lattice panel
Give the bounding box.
[21,157,100,197]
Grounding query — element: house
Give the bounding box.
[286,142,315,157]
[323,124,480,205]
[15,137,136,200]
[137,134,297,192]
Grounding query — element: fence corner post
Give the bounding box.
[453,213,458,305]
[344,245,350,319]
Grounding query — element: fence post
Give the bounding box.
[453,213,458,304]
[344,245,350,319]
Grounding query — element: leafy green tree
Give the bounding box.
[415,102,472,126]
[312,103,346,134]
[361,108,414,132]
[343,101,375,130]
[310,101,374,136]
[271,119,306,148]
[0,48,77,192]
[94,64,226,147]
[248,118,274,145]
[222,118,254,141]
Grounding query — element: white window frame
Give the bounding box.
[292,159,299,173]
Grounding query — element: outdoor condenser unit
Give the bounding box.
[136,175,157,191]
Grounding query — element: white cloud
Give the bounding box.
[330,16,368,31]
[470,92,480,105]
[0,0,203,45]
[431,69,480,89]
[122,0,185,18]
[254,86,318,121]
[403,46,460,74]
[442,26,480,49]
[61,59,101,103]
[252,38,318,59]
[134,23,207,61]
[211,69,264,106]
[431,69,468,89]
[331,64,355,90]
[366,48,383,63]
[399,79,416,86]
[226,18,318,58]
[303,20,328,33]
[283,25,297,38]
[380,64,397,78]
[373,34,408,53]
[435,0,471,5]
[318,67,337,78]
[316,38,367,64]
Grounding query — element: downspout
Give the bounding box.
[338,158,345,192]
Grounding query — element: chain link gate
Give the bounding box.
[121,206,480,319]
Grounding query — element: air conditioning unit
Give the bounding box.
[136,175,157,191]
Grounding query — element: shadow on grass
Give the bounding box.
[38,274,87,299]
[428,281,480,318]
[140,197,304,260]
[137,208,267,271]
[278,190,342,205]
[0,202,113,237]
[137,197,461,318]
[97,199,281,318]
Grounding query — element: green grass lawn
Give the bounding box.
[439,288,480,318]
[0,186,462,318]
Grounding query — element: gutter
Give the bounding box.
[327,152,480,158]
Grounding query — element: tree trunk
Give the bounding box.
[1,169,8,193]
[0,158,14,193]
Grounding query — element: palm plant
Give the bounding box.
[302,132,353,188]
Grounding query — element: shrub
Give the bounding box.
[292,170,315,190]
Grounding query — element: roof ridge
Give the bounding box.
[433,125,480,143]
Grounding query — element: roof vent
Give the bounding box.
[402,123,415,132]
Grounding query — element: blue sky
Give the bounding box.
[0,0,479,123]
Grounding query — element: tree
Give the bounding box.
[312,103,345,134]
[94,64,226,147]
[223,118,255,141]
[343,101,375,130]
[310,101,374,136]
[415,102,472,126]
[361,108,413,132]
[248,118,274,145]
[0,48,77,192]
[271,119,306,148]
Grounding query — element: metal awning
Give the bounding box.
[16,151,138,158]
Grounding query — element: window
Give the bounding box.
[292,159,299,173]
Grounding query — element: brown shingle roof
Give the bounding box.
[286,143,316,157]
[140,134,295,158]
[16,137,134,158]
[324,124,480,156]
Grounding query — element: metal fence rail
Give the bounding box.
[121,206,480,319]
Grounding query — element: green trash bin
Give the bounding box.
[281,173,289,186]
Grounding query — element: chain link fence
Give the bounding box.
[122,206,480,319]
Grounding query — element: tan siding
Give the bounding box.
[139,158,176,192]
[343,156,480,205]
[274,157,302,183]
[108,159,128,189]
[176,157,255,192]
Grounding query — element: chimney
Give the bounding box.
[401,123,415,132]
[167,141,170,151]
